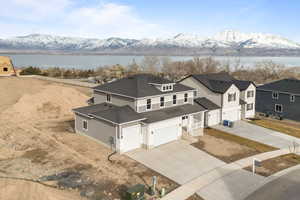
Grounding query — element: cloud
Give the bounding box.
[0,0,169,39]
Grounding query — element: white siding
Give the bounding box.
[241,83,256,118]
[222,84,241,108]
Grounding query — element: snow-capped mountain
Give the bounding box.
[0,30,300,55]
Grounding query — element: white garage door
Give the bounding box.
[153,125,179,147]
[222,109,240,122]
[207,110,220,126]
[121,125,141,152]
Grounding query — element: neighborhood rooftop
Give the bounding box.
[93,73,194,98]
[194,97,220,110]
[258,78,300,95]
[73,103,145,124]
[189,72,253,93]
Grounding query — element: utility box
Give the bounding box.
[125,184,145,200]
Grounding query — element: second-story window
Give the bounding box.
[173,95,177,105]
[290,95,295,102]
[184,93,188,103]
[146,99,151,110]
[160,97,165,107]
[106,94,111,102]
[228,93,236,102]
[272,91,279,99]
[247,91,254,98]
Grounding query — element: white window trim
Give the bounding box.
[184,93,188,103]
[290,95,295,102]
[272,91,279,99]
[173,95,177,105]
[247,103,253,111]
[106,94,111,102]
[275,104,283,113]
[83,120,88,131]
[160,97,165,108]
[247,90,254,98]
[146,99,152,110]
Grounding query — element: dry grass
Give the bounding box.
[249,117,300,138]
[192,128,277,163]
[244,153,300,177]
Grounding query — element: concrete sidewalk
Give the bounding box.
[161,148,292,200]
[214,121,300,149]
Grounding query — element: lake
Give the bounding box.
[1,53,300,69]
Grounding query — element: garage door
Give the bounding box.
[222,109,240,121]
[153,125,179,147]
[121,125,141,152]
[207,110,220,126]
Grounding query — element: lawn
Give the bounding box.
[249,118,300,138]
[192,128,277,163]
[244,153,300,176]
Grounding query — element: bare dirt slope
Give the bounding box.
[0,77,178,200]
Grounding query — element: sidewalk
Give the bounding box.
[161,148,292,200]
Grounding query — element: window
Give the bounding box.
[182,115,189,120]
[290,95,295,102]
[184,93,188,103]
[163,86,166,91]
[228,93,236,102]
[247,103,254,111]
[173,95,177,104]
[3,67,8,72]
[247,91,254,98]
[272,91,279,99]
[83,120,88,131]
[275,104,283,113]
[146,99,151,110]
[106,94,111,102]
[160,96,165,107]
[193,90,197,97]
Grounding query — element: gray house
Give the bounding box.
[73,74,207,153]
[256,78,300,121]
[179,72,256,124]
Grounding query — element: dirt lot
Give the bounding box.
[0,77,195,200]
[192,128,277,163]
[244,153,300,177]
[249,116,300,138]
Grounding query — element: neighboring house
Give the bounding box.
[179,72,256,124]
[73,74,206,153]
[256,78,300,121]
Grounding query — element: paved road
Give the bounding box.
[127,140,225,184]
[245,168,300,200]
[214,121,300,149]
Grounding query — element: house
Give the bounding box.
[256,78,300,121]
[0,56,16,76]
[179,72,256,125]
[73,74,206,153]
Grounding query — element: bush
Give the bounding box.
[20,66,42,75]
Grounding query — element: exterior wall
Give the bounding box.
[93,90,135,108]
[119,122,142,153]
[205,109,221,127]
[256,89,300,121]
[75,114,117,149]
[242,84,256,118]
[180,77,222,106]
[222,84,240,108]
[136,91,194,113]
[188,112,205,136]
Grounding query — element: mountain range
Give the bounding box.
[1,30,300,56]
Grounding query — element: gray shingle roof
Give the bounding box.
[257,78,300,95]
[189,72,253,93]
[239,99,247,105]
[141,104,206,123]
[94,74,194,98]
[194,97,220,110]
[73,103,145,124]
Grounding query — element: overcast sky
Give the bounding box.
[0,0,299,42]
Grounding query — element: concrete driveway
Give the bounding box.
[126,140,225,184]
[214,121,300,149]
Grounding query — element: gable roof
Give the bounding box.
[73,103,145,125]
[257,78,300,95]
[194,97,220,110]
[94,74,194,98]
[185,72,253,93]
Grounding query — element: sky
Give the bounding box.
[0,0,299,42]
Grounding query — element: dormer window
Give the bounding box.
[184,93,188,103]
[161,84,173,92]
[272,91,279,99]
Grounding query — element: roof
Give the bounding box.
[94,74,194,98]
[141,104,206,123]
[194,97,220,110]
[239,99,247,105]
[186,72,253,93]
[257,78,300,95]
[73,103,145,124]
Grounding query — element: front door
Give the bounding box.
[181,115,189,128]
